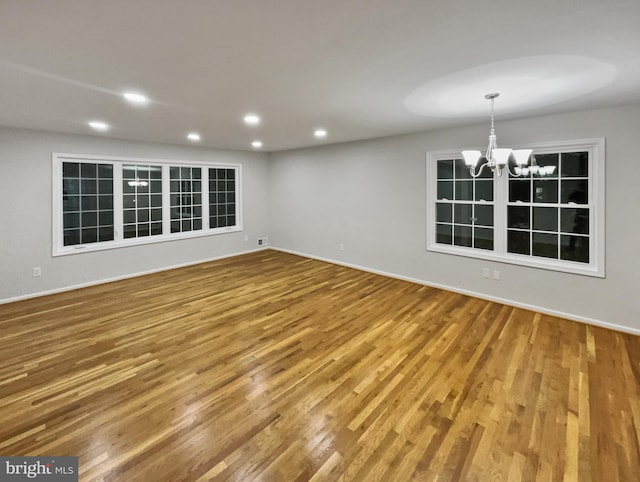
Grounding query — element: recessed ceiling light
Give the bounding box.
[243,114,260,125]
[252,140,263,148]
[314,129,327,138]
[88,121,110,132]
[187,132,201,142]
[123,91,149,106]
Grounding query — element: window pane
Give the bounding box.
[454,160,472,180]
[63,178,80,195]
[508,230,530,255]
[81,179,97,194]
[150,166,162,180]
[455,181,473,201]
[98,180,113,194]
[534,154,559,178]
[561,208,589,235]
[64,229,80,246]
[81,163,96,178]
[136,195,149,208]
[561,235,589,263]
[123,209,136,224]
[82,212,97,227]
[63,213,80,229]
[474,204,493,227]
[124,225,137,239]
[63,196,79,212]
[509,179,530,202]
[533,179,558,203]
[533,207,558,232]
[98,227,113,241]
[151,180,162,193]
[151,222,163,235]
[508,206,530,229]
[475,180,493,201]
[532,232,558,259]
[99,195,113,209]
[454,225,472,247]
[437,160,454,180]
[474,227,493,250]
[63,162,79,178]
[436,223,452,244]
[81,196,97,210]
[138,223,150,237]
[122,165,136,180]
[151,208,162,222]
[561,180,588,204]
[454,204,473,225]
[138,209,149,222]
[123,195,135,209]
[436,203,452,223]
[561,152,588,177]
[62,162,113,246]
[81,228,97,243]
[99,210,113,226]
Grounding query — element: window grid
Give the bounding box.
[170,166,203,233]
[209,168,237,229]
[62,162,114,246]
[54,154,242,256]
[123,164,163,239]
[435,158,494,251]
[507,151,590,263]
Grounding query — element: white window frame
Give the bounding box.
[52,153,242,256]
[426,138,605,277]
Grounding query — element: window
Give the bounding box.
[123,164,163,239]
[62,162,114,246]
[209,168,236,229]
[170,166,202,233]
[427,138,605,277]
[435,158,494,250]
[53,154,242,256]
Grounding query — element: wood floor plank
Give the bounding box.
[1,249,639,481]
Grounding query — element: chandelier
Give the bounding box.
[462,93,532,178]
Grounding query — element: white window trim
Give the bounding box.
[426,138,605,277]
[52,153,243,256]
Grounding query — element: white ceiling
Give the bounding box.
[1,0,639,152]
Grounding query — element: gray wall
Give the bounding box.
[268,103,640,333]
[0,126,270,301]
[2,104,639,333]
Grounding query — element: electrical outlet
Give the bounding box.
[32,267,42,277]
[482,268,490,278]
[339,243,344,251]
[244,235,249,242]
[493,270,500,280]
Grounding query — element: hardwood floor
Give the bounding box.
[1,250,639,481]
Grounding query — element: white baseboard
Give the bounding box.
[0,247,269,305]
[4,244,637,337]
[272,247,640,337]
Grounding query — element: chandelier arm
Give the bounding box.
[506,165,523,177]
[469,162,488,179]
